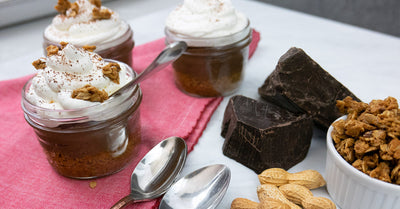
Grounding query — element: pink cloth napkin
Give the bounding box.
[0,30,260,209]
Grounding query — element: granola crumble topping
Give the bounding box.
[92,7,112,20]
[89,181,97,189]
[60,41,69,49]
[32,59,46,70]
[102,62,121,84]
[46,45,60,56]
[68,2,80,17]
[71,84,108,102]
[82,45,96,52]
[55,0,71,15]
[90,0,101,7]
[55,0,112,19]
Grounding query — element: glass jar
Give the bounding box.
[21,61,142,179]
[43,23,134,67]
[165,21,252,97]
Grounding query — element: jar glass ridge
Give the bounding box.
[165,21,252,97]
[43,23,134,67]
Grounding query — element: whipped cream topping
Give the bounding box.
[44,0,129,51]
[165,0,248,42]
[27,44,132,110]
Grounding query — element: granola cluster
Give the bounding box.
[71,84,108,102]
[55,0,72,15]
[72,61,121,102]
[32,44,62,69]
[332,96,400,185]
[32,59,46,70]
[89,0,101,7]
[69,2,79,17]
[102,63,121,84]
[55,0,112,20]
[92,7,112,20]
[82,45,96,52]
[55,0,79,17]
[46,45,60,56]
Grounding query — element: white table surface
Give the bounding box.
[1,0,399,208]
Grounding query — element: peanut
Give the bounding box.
[257,184,301,209]
[279,184,336,209]
[258,168,326,189]
[231,198,259,209]
[257,198,291,209]
[230,197,290,209]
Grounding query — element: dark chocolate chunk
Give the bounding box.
[221,95,313,174]
[258,47,360,129]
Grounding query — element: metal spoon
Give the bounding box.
[110,136,187,209]
[159,164,231,209]
[110,41,187,97]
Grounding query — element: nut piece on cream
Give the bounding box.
[27,43,131,110]
[71,84,109,102]
[45,0,129,50]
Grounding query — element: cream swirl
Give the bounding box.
[165,0,248,39]
[27,44,131,110]
[44,0,129,51]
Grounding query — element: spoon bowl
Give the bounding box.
[159,164,231,209]
[110,136,187,209]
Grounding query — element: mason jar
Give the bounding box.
[21,61,141,179]
[165,21,252,97]
[43,23,134,67]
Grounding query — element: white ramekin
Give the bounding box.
[325,116,400,209]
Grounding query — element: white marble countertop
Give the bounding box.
[1,0,399,208]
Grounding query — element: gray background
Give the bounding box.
[256,0,400,37]
[0,0,399,37]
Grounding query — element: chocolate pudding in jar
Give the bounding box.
[22,43,141,179]
[165,0,251,97]
[43,0,134,66]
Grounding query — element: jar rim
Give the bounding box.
[43,21,133,52]
[165,20,251,47]
[21,60,141,124]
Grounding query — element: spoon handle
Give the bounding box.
[109,41,187,97]
[110,194,136,209]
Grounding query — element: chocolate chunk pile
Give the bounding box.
[221,47,360,173]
